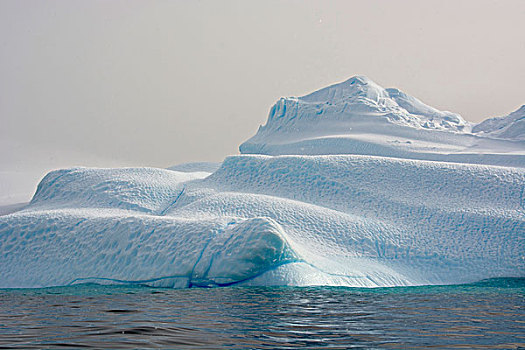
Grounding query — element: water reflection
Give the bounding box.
[0,280,523,349]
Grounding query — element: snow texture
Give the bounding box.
[0,76,524,288]
[240,76,525,168]
[472,105,525,141]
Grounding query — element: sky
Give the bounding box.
[1,0,524,200]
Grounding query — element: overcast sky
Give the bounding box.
[1,0,524,182]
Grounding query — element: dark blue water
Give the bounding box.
[0,279,523,349]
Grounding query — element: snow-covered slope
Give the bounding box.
[240,76,525,167]
[0,76,523,289]
[472,105,525,141]
[0,155,523,288]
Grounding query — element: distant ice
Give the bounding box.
[0,202,27,216]
[167,162,221,174]
[472,105,525,141]
[240,76,525,167]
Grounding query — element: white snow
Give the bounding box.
[240,76,525,167]
[0,76,523,288]
[167,162,221,173]
[472,105,525,141]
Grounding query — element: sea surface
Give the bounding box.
[0,278,523,349]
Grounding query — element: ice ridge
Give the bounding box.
[240,76,524,167]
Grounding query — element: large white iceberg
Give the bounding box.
[241,76,525,168]
[0,76,523,288]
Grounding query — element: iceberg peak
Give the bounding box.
[240,76,478,157]
[240,76,523,167]
[344,75,373,84]
[472,104,525,140]
[299,75,389,104]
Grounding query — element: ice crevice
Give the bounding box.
[190,220,238,287]
[65,259,367,289]
[157,187,186,216]
[66,260,301,288]
[187,220,236,288]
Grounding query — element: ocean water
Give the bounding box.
[0,279,523,349]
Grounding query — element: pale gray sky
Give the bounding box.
[1,0,524,178]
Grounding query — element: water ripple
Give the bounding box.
[0,279,523,349]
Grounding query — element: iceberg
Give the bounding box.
[472,105,525,141]
[240,76,525,168]
[0,76,523,288]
